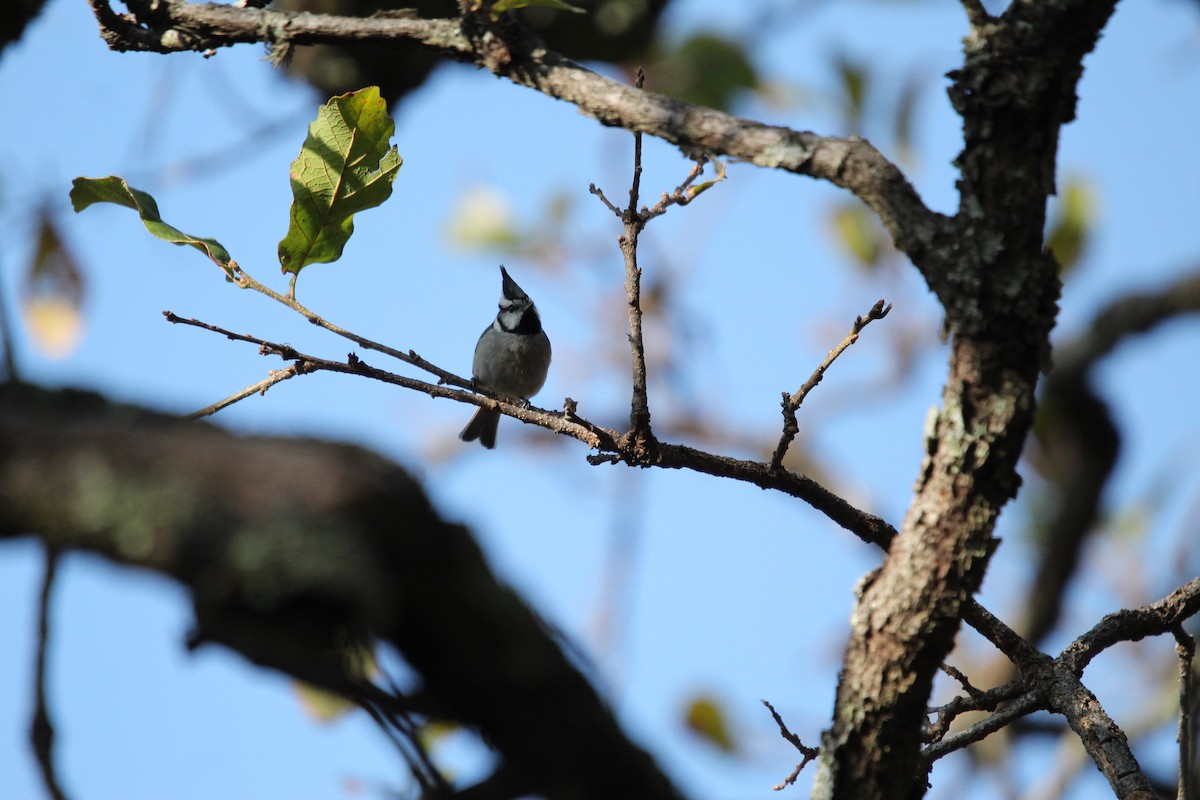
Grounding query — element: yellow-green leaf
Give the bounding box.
[684,693,737,753]
[830,202,883,268]
[491,0,585,20]
[70,176,233,272]
[278,86,402,278]
[686,161,727,201]
[1046,177,1095,276]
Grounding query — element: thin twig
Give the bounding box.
[923,679,1027,744]
[643,158,723,221]
[769,299,891,471]
[938,662,984,700]
[1174,626,1196,800]
[31,545,69,800]
[165,310,300,355]
[921,690,1041,765]
[225,262,468,389]
[762,699,819,790]
[187,365,305,419]
[619,68,653,449]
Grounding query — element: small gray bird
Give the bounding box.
[460,266,552,449]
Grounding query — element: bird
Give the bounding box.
[460,265,552,449]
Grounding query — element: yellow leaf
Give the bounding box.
[1046,177,1096,275]
[23,297,84,359]
[22,214,86,358]
[684,693,737,753]
[830,203,883,268]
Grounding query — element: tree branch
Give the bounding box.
[84,0,948,269]
[30,545,68,800]
[816,2,1125,796]
[1059,578,1200,676]
[1018,268,1200,647]
[1173,627,1195,800]
[0,384,684,800]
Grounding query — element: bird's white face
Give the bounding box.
[495,295,533,333]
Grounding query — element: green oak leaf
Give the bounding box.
[70,176,233,272]
[278,86,402,278]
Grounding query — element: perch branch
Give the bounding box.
[226,262,467,389]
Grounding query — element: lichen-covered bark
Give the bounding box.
[813,3,1119,798]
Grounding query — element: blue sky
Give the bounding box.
[2,1,1199,798]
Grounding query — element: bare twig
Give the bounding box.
[31,546,68,800]
[618,68,654,450]
[762,700,819,790]
[1174,626,1196,800]
[225,262,468,390]
[923,690,1041,766]
[187,365,305,419]
[587,69,725,459]
[938,662,984,700]
[164,310,299,355]
[923,679,1028,745]
[769,299,891,471]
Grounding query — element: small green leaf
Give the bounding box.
[278,86,402,278]
[1046,177,1095,276]
[686,161,727,201]
[490,0,585,20]
[70,176,232,270]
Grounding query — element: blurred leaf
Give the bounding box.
[278,86,402,277]
[295,682,359,723]
[651,33,757,111]
[23,298,83,359]
[445,185,520,250]
[835,53,868,133]
[684,693,737,753]
[294,642,377,723]
[21,213,85,358]
[830,202,883,268]
[418,718,460,751]
[893,71,922,164]
[70,176,233,272]
[491,0,585,19]
[1045,177,1095,275]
